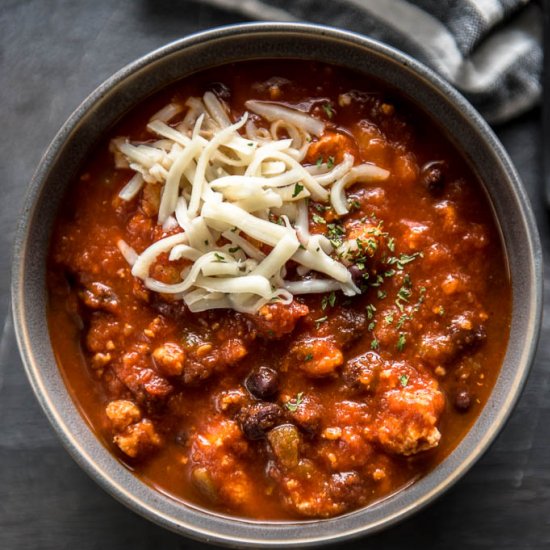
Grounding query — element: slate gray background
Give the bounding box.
[1,1,548,549]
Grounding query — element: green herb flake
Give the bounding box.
[370,338,379,350]
[370,274,385,288]
[399,374,409,387]
[312,213,326,225]
[396,314,411,329]
[204,239,209,246]
[326,223,345,248]
[316,156,324,168]
[315,316,328,328]
[247,142,254,147]
[322,103,334,119]
[327,156,335,169]
[377,290,387,300]
[292,182,304,198]
[368,321,376,332]
[366,303,376,319]
[285,392,304,412]
[228,246,241,254]
[387,237,396,252]
[213,252,226,262]
[385,314,394,324]
[328,291,337,307]
[349,199,361,211]
[396,333,407,352]
[438,306,445,316]
[304,353,314,362]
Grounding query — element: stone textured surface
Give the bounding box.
[1,1,549,549]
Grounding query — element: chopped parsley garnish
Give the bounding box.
[370,274,385,288]
[313,202,326,212]
[326,156,335,169]
[438,306,445,316]
[387,237,396,252]
[377,289,387,300]
[395,275,413,312]
[316,156,323,168]
[292,182,304,198]
[285,392,304,412]
[396,333,407,351]
[348,199,361,211]
[399,374,409,387]
[326,222,345,248]
[396,314,411,329]
[366,303,376,319]
[315,316,328,328]
[312,213,326,225]
[370,338,379,350]
[322,103,334,119]
[304,353,314,362]
[322,291,337,310]
[247,142,254,146]
[204,239,209,246]
[228,246,241,253]
[384,314,394,324]
[387,252,423,271]
[368,321,376,332]
[213,252,226,262]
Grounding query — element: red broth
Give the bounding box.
[47,60,511,519]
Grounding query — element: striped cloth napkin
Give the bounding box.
[202,0,542,123]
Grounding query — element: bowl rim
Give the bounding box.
[11,21,543,547]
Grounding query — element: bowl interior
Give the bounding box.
[12,23,542,547]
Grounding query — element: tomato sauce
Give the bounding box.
[47,61,511,519]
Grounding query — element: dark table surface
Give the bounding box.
[1,1,549,549]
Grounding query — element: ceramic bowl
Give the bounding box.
[11,22,542,547]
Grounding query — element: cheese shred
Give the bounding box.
[112,92,389,312]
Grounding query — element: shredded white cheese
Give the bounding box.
[112,92,390,313]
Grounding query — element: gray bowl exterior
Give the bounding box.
[11,23,542,548]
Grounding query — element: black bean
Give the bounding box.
[450,324,487,353]
[455,390,472,411]
[208,82,231,100]
[348,264,368,283]
[421,162,445,194]
[238,402,284,440]
[174,430,189,446]
[245,366,279,399]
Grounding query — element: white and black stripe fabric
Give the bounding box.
[202,0,542,123]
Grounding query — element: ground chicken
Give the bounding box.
[152,342,185,376]
[369,363,445,456]
[113,419,161,458]
[105,399,141,431]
